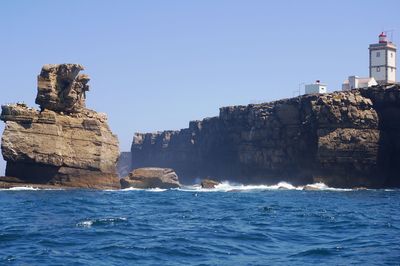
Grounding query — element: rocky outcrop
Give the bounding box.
[201,179,220,189]
[120,168,181,189]
[0,64,120,189]
[131,85,400,188]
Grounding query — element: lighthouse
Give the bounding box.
[369,32,397,84]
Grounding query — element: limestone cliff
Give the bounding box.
[130,85,400,188]
[0,64,120,189]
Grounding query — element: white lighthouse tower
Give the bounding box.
[369,32,397,84]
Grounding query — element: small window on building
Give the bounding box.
[377,67,380,72]
[376,52,380,57]
[391,52,394,58]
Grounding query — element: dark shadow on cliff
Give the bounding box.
[6,161,60,184]
[359,87,400,188]
[375,106,400,187]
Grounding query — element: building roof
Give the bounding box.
[369,42,397,49]
[343,77,374,84]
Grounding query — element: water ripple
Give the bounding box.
[0,188,398,265]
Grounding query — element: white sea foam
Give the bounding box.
[178,181,354,192]
[77,220,93,227]
[105,181,381,193]
[76,217,128,228]
[147,188,168,192]
[0,183,362,192]
[115,187,167,192]
[301,182,353,191]
[6,186,40,191]
[0,186,65,191]
[178,181,296,192]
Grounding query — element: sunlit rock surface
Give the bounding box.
[0,64,120,189]
[120,167,181,189]
[131,85,400,188]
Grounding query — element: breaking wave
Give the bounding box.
[177,181,353,192]
[116,187,168,192]
[0,181,398,265]
[76,217,128,228]
[105,182,357,193]
[0,186,64,191]
[0,182,375,192]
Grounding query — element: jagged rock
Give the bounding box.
[130,85,400,188]
[120,168,181,189]
[36,64,89,113]
[200,179,220,189]
[1,64,120,189]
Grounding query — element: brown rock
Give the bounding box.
[200,179,220,189]
[35,64,89,113]
[1,64,120,190]
[120,168,180,189]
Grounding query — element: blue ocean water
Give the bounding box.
[0,184,399,265]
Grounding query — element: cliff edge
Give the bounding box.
[130,85,400,188]
[0,64,120,189]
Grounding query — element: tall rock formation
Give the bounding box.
[0,64,120,189]
[130,85,400,188]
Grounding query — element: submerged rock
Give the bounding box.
[302,185,320,191]
[0,64,120,190]
[120,168,181,189]
[200,179,220,189]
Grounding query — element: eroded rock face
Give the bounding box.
[131,85,400,188]
[120,168,181,189]
[1,64,120,189]
[36,64,89,113]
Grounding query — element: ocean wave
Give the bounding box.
[2,186,40,191]
[104,181,370,193]
[0,182,381,192]
[177,181,353,192]
[76,217,128,228]
[114,187,168,192]
[0,186,63,191]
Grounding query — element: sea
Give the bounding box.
[0,182,399,265]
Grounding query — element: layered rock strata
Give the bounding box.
[130,85,400,188]
[1,64,120,189]
[120,168,181,189]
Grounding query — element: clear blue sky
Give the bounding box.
[0,0,399,175]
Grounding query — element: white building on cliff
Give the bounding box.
[342,32,397,90]
[305,80,327,94]
[342,76,377,91]
[369,32,397,84]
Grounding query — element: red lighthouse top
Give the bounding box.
[379,32,388,43]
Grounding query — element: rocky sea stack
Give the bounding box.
[0,64,120,189]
